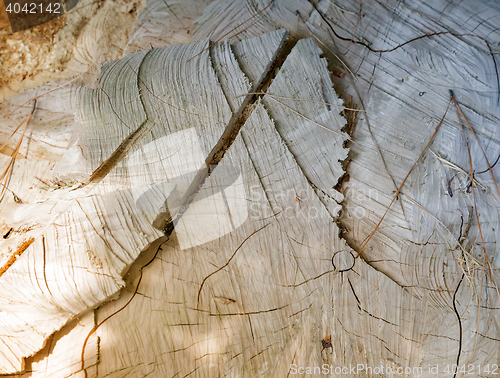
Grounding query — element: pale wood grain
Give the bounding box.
[1,0,499,376]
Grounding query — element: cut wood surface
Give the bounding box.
[0,0,499,377]
[192,0,500,375]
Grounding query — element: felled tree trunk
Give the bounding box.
[0,0,499,377]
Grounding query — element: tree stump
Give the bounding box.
[1,0,499,376]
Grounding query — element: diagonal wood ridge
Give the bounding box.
[155,31,295,234]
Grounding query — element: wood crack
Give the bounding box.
[155,31,295,235]
[87,49,155,184]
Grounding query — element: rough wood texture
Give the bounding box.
[0,4,221,372]
[123,0,213,55]
[2,25,349,375]
[233,32,348,213]
[193,0,500,375]
[28,313,98,378]
[0,0,141,96]
[86,32,388,378]
[0,83,74,161]
[1,0,499,376]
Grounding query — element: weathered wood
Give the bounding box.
[85,34,400,378]
[0,0,141,97]
[0,83,74,161]
[0,39,224,373]
[123,0,213,55]
[194,1,500,373]
[2,25,350,375]
[1,0,500,376]
[29,313,98,378]
[233,32,349,214]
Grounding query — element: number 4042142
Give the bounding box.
[6,2,61,14]
[443,364,499,375]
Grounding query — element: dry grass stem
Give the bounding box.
[430,149,487,189]
[266,96,354,142]
[356,97,452,257]
[235,92,365,112]
[452,96,500,366]
[1,104,34,200]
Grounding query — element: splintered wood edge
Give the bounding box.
[0,236,34,278]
